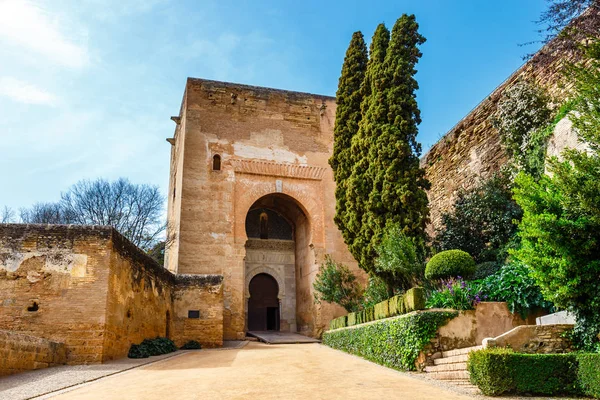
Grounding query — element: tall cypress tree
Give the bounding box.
[339,17,430,291]
[344,24,390,272]
[330,32,368,245]
[367,14,430,249]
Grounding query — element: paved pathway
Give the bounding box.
[41,343,475,400]
[0,341,247,400]
[247,331,320,344]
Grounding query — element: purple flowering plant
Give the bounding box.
[425,276,487,310]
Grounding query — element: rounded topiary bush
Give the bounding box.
[425,250,476,280]
[181,340,202,350]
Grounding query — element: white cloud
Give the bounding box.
[0,0,89,69]
[0,76,58,105]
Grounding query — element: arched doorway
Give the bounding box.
[244,192,311,333]
[247,273,280,331]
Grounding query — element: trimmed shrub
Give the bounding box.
[180,340,202,350]
[425,250,476,280]
[347,312,357,326]
[330,315,347,330]
[468,348,580,396]
[323,310,457,371]
[374,299,390,320]
[472,261,501,280]
[577,353,600,398]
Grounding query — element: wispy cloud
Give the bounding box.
[0,0,89,69]
[0,76,58,105]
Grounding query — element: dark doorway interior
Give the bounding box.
[248,273,280,331]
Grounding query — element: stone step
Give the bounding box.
[442,345,482,358]
[426,370,470,381]
[433,353,468,366]
[425,362,467,373]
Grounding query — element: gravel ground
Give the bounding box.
[0,341,248,400]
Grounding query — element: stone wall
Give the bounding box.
[421,26,589,233]
[484,324,574,354]
[0,330,66,376]
[0,224,112,364]
[172,275,224,348]
[417,302,543,370]
[0,224,224,366]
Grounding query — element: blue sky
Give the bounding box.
[0,0,547,212]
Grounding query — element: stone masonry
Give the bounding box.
[0,224,224,372]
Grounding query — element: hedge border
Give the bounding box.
[329,287,426,330]
[467,348,600,398]
[323,310,457,371]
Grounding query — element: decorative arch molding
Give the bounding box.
[234,177,325,246]
[245,266,285,300]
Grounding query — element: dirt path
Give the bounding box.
[45,342,475,400]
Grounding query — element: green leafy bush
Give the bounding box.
[476,262,553,318]
[425,250,475,280]
[323,310,457,371]
[434,174,522,264]
[127,337,177,359]
[576,353,600,398]
[180,340,202,350]
[375,224,425,292]
[472,261,501,280]
[361,275,389,308]
[426,277,484,310]
[468,348,580,396]
[127,344,150,359]
[313,255,363,312]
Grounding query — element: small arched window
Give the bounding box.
[212,154,221,171]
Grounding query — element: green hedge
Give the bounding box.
[468,348,600,397]
[128,337,177,359]
[329,287,426,330]
[577,353,600,398]
[323,310,457,371]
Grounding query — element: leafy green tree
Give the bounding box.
[344,16,429,279]
[361,275,389,308]
[330,32,368,247]
[313,255,363,312]
[375,224,423,293]
[513,39,600,351]
[434,173,523,264]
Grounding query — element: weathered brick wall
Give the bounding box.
[102,231,177,361]
[172,275,224,348]
[0,224,225,366]
[0,224,112,364]
[0,330,66,376]
[421,32,586,233]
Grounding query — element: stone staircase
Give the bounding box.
[424,345,482,394]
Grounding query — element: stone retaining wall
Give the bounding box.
[0,330,66,376]
[483,324,574,354]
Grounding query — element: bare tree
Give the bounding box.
[529,0,600,63]
[1,206,15,223]
[20,202,68,224]
[19,178,165,250]
[60,178,165,249]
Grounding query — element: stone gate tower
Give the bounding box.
[165,78,360,340]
